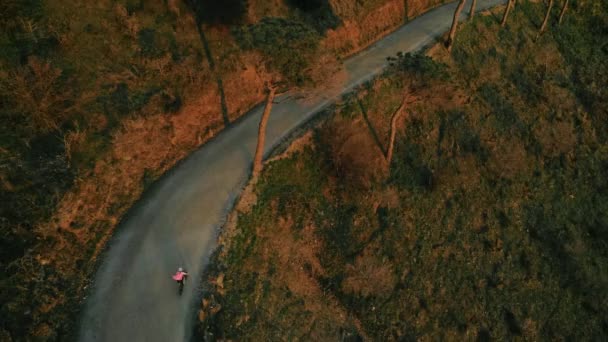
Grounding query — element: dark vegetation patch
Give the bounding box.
[201,2,608,340]
[286,0,340,33]
[187,0,248,26]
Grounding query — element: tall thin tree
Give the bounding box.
[252,84,277,178]
[469,0,477,20]
[501,0,515,27]
[445,0,467,52]
[386,95,409,165]
[558,0,568,25]
[539,0,555,34]
[239,18,323,178]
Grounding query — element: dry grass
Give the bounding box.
[324,0,405,57]
[342,243,396,296]
[533,119,576,158]
[29,51,272,332]
[10,1,470,338]
[324,0,449,57]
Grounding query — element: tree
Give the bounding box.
[286,0,339,32]
[287,0,325,11]
[386,95,409,164]
[445,0,467,52]
[384,52,446,166]
[539,0,555,34]
[235,18,321,86]
[252,84,277,177]
[501,0,515,27]
[469,0,477,20]
[235,18,323,177]
[558,0,568,25]
[0,57,76,141]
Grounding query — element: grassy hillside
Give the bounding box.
[1,1,210,339]
[199,1,608,340]
[0,0,449,339]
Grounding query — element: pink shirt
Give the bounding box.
[172,271,187,281]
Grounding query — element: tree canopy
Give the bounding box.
[234,17,321,86]
[287,0,326,11]
[188,0,248,26]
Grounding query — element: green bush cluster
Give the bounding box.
[387,52,449,83]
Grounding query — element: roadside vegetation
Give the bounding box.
[199,1,608,339]
[0,0,450,339]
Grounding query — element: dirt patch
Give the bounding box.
[342,244,396,297]
[381,186,400,209]
[260,217,326,304]
[253,213,370,339]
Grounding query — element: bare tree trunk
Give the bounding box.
[558,0,568,25]
[469,0,477,20]
[386,97,408,165]
[445,0,466,52]
[539,0,555,34]
[252,85,276,178]
[501,0,514,27]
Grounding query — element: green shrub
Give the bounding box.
[438,110,489,161]
[138,28,162,58]
[390,142,434,191]
[0,133,73,262]
[477,83,525,135]
[387,52,449,82]
[552,0,608,142]
[509,66,543,106]
[0,0,50,66]
[125,0,144,15]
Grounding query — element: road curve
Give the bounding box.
[78,1,505,340]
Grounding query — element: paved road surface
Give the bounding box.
[78,1,505,340]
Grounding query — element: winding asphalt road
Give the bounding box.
[78,1,505,340]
